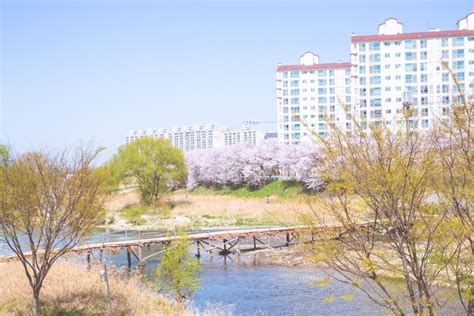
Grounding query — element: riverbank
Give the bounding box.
[0,260,231,315]
[0,260,170,315]
[101,187,338,231]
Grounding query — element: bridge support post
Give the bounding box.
[138,244,144,267]
[286,233,290,246]
[253,236,257,250]
[126,247,132,268]
[196,241,201,258]
[236,238,241,255]
[86,250,91,269]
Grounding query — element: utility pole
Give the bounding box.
[100,252,113,316]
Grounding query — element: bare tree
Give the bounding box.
[0,148,107,316]
[432,69,474,314]
[306,115,461,315]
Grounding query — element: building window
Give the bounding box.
[405,52,417,61]
[405,40,417,49]
[441,50,449,59]
[369,53,381,62]
[371,98,382,107]
[370,87,381,96]
[405,63,417,72]
[452,61,464,69]
[369,65,381,74]
[359,43,366,52]
[455,72,465,81]
[370,76,381,84]
[452,37,464,47]
[405,75,416,84]
[369,42,380,51]
[442,38,449,47]
[420,39,427,48]
[452,49,464,58]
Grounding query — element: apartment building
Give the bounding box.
[277,12,474,143]
[276,52,352,145]
[125,124,264,151]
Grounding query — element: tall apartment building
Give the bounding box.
[125,124,264,151]
[276,52,352,145]
[277,12,474,143]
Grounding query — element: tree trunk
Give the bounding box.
[32,289,40,316]
[468,286,474,316]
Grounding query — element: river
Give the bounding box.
[1,229,463,315]
[79,229,384,315]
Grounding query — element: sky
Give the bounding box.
[1,0,473,162]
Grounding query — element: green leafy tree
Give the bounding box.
[156,235,202,303]
[0,144,10,165]
[0,148,107,316]
[109,138,187,207]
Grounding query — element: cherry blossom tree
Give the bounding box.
[185,140,324,191]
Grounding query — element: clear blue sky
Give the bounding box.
[1,0,473,161]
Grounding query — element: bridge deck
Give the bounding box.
[0,223,372,262]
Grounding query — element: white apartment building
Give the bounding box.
[276,52,352,145]
[125,124,264,151]
[277,12,474,143]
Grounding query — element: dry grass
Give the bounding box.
[169,193,318,225]
[104,190,370,228]
[0,260,229,315]
[104,191,141,212]
[0,260,172,315]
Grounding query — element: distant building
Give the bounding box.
[264,132,278,140]
[277,12,474,144]
[125,124,264,151]
[276,53,352,144]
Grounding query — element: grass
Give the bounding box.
[0,260,175,315]
[189,180,303,200]
[0,260,232,316]
[121,205,148,226]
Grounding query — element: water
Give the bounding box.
[71,229,384,315]
[191,264,382,315]
[4,229,460,315]
[0,229,386,315]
